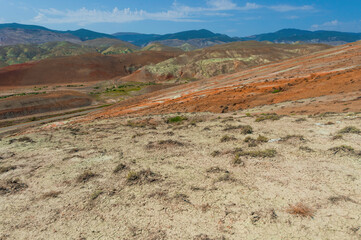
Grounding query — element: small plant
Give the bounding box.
[281,135,305,141]
[287,203,314,218]
[332,134,343,140]
[42,191,62,199]
[126,169,160,185]
[220,135,236,142]
[233,154,245,166]
[255,113,281,122]
[166,116,188,123]
[90,190,103,200]
[113,163,127,174]
[295,118,306,122]
[0,165,17,174]
[338,126,361,134]
[211,150,221,157]
[224,125,253,134]
[328,145,355,154]
[244,135,268,147]
[299,146,314,152]
[76,170,97,183]
[235,149,277,158]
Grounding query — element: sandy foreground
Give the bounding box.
[0,111,360,239]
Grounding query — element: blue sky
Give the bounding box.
[0,0,360,36]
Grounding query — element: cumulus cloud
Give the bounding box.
[31,1,316,25]
[311,20,340,30]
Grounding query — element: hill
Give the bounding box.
[91,40,361,118]
[0,28,80,46]
[141,43,184,52]
[240,28,361,45]
[113,29,235,47]
[131,41,331,82]
[0,51,181,87]
[0,23,115,46]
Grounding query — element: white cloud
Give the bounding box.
[269,5,314,12]
[31,1,316,25]
[311,20,340,30]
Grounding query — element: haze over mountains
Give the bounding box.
[1,23,361,48]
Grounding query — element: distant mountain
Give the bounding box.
[63,29,116,41]
[113,29,235,47]
[0,23,115,46]
[240,29,361,45]
[0,27,80,46]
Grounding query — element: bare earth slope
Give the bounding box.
[92,41,361,118]
[0,51,181,87]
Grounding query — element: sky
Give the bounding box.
[0,0,361,36]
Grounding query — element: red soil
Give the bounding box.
[0,51,180,87]
[0,91,92,119]
[87,41,361,118]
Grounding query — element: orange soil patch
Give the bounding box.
[82,41,361,119]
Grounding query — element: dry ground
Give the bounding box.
[0,110,360,239]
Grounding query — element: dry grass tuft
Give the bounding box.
[220,135,236,142]
[76,170,97,183]
[287,203,314,218]
[0,179,28,195]
[0,165,17,174]
[42,191,62,199]
[224,124,253,134]
[338,126,360,134]
[146,140,185,149]
[255,113,281,122]
[126,169,161,185]
[113,163,127,174]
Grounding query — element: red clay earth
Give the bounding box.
[86,41,361,119]
[0,51,181,87]
[0,91,92,119]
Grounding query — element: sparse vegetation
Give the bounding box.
[234,148,277,158]
[166,116,188,123]
[42,191,62,199]
[328,145,355,154]
[338,126,360,134]
[0,165,17,174]
[0,179,28,195]
[126,169,160,185]
[224,124,253,134]
[255,113,281,122]
[76,170,97,183]
[90,190,103,200]
[287,203,314,218]
[220,135,236,142]
[113,163,127,174]
[244,135,268,147]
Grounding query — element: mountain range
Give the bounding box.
[1,23,361,48]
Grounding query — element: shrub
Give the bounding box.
[166,116,188,123]
[255,113,281,122]
[77,170,97,183]
[220,135,236,142]
[235,149,277,158]
[287,203,314,218]
[338,126,360,134]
